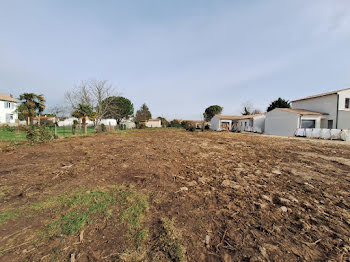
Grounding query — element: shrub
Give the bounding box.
[40,119,55,127]
[169,120,182,128]
[25,125,53,144]
[0,125,15,132]
[72,120,79,135]
[183,121,196,132]
[138,123,146,129]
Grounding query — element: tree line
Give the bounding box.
[16,78,291,133]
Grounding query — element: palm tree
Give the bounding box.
[72,104,95,134]
[18,93,46,125]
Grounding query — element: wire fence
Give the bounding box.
[0,125,98,142]
[47,125,96,137]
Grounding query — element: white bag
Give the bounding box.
[305,128,313,137]
[330,129,341,140]
[295,128,305,137]
[340,130,350,141]
[311,128,321,138]
[320,129,331,139]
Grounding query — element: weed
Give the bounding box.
[159,217,186,262]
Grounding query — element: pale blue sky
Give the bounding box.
[0,0,349,119]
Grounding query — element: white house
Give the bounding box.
[291,88,350,129]
[145,118,162,128]
[237,114,266,133]
[265,108,329,137]
[0,94,18,125]
[210,115,243,131]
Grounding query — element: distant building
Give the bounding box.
[0,94,18,124]
[210,114,265,133]
[145,119,162,128]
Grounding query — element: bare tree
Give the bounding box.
[48,105,69,120]
[65,79,117,125]
[47,105,69,137]
[241,101,261,115]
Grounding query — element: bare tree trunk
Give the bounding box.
[83,118,87,135]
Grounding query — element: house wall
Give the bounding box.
[210,116,223,131]
[238,119,251,130]
[338,89,350,111]
[338,90,350,129]
[337,111,350,129]
[265,109,299,136]
[253,115,266,132]
[146,120,161,128]
[291,94,337,128]
[0,100,18,124]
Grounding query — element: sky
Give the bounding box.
[1,0,350,120]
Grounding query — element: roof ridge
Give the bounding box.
[291,87,350,102]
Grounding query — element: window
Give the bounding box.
[328,120,333,129]
[301,120,316,128]
[345,98,350,109]
[9,114,13,120]
[4,102,11,108]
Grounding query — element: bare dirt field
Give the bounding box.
[1,129,350,261]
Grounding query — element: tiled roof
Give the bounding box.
[278,108,328,115]
[215,113,265,120]
[0,94,18,102]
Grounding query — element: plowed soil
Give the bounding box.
[1,129,350,261]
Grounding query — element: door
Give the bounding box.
[328,120,333,129]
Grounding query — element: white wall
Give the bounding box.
[338,111,350,129]
[292,94,337,128]
[238,119,251,130]
[253,115,266,132]
[100,119,117,126]
[338,89,350,111]
[210,116,221,131]
[338,90,350,129]
[146,120,161,128]
[0,101,18,124]
[265,109,299,136]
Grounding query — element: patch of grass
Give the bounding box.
[29,187,149,240]
[121,191,149,245]
[0,130,26,142]
[0,209,22,226]
[159,217,186,262]
[0,186,150,260]
[45,190,117,237]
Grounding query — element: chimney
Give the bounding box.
[10,94,13,98]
